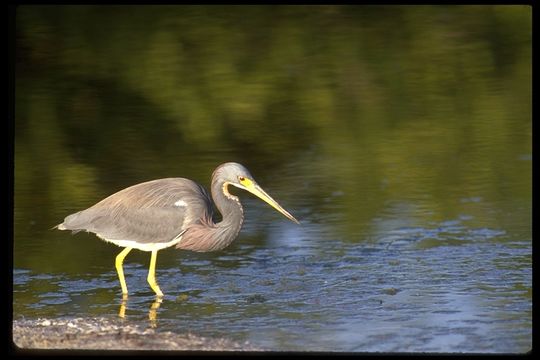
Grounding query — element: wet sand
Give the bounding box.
[12,318,260,351]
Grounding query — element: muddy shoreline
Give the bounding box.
[12,317,261,351]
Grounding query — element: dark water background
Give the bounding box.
[14,5,531,352]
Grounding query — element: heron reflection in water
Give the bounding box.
[56,162,299,319]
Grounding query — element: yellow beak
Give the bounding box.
[232,181,300,224]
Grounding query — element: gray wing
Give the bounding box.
[58,178,214,244]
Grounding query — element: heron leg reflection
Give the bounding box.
[149,296,163,326]
[118,293,128,318]
[115,247,133,295]
[147,250,164,297]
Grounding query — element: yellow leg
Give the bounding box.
[115,247,133,296]
[147,250,164,297]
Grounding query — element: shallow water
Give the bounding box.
[13,211,531,352]
[13,5,531,353]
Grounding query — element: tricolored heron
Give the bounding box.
[55,162,299,297]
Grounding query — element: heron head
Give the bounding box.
[214,162,300,224]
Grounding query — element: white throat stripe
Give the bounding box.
[174,200,188,207]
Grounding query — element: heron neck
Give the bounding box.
[210,179,244,247]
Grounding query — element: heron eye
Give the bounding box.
[239,176,245,182]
